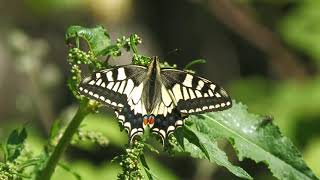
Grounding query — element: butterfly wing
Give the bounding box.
[79,65,147,108]
[79,65,148,142]
[146,69,232,144]
[160,69,232,115]
[147,84,184,144]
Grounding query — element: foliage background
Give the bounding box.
[0,0,319,179]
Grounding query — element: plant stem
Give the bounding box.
[36,99,91,180]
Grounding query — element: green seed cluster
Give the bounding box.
[72,129,109,147]
[0,162,22,180]
[116,36,131,52]
[168,135,178,146]
[68,48,103,70]
[132,54,151,66]
[67,48,101,100]
[166,135,182,156]
[160,61,177,69]
[117,141,145,180]
[67,48,94,65]
[113,34,143,57]
[116,34,142,52]
[129,34,142,53]
[130,34,142,45]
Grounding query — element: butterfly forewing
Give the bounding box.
[79,65,147,108]
[160,69,232,115]
[79,65,148,142]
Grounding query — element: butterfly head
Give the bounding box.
[147,56,161,75]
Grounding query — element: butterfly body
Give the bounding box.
[79,57,232,144]
[142,59,163,114]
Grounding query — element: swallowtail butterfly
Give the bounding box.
[78,57,232,144]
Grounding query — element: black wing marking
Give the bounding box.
[146,84,185,143]
[79,65,147,143]
[160,69,232,115]
[115,103,183,145]
[150,109,184,145]
[78,65,147,109]
[114,104,144,144]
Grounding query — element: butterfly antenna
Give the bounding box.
[161,48,181,61]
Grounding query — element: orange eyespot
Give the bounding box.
[148,115,155,125]
[143,115,148,125]
[143,115,155,126]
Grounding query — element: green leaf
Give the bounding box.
[58,162,82,180]
[0,142,4,158]
[144,143,160,155]
[65,25,112,56]
[175,125,211,161]
[229,77,320,139]
[174,126,252,179]
[6,128,27,162]
[304,138,320,177]
[140,156,178,180]
[184,59,206,70]
[49,118,62,144]
[140,155,155,180]
[185,102,318,180]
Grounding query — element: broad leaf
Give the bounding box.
[65,25,112,56]
[174,126,252,179]
[180,102,318,180]
[6,128,27,162]
[140,155,154,180]
[58,162,82,180]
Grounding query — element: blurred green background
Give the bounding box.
[0,0,319,179]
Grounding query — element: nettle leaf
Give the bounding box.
[140,155,155,180]
[6,128,27,162]
[65,25,112,56]
[178,102,318,180]
[174,126,252,179]
[58,162,82,180]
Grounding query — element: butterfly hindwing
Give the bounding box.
[146,84,184,143]
[150,109,184,145]
[115,104,144,144]
[79,65,147,109]
[160,69,232,115]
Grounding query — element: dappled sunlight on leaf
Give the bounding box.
[175,102,318,179]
